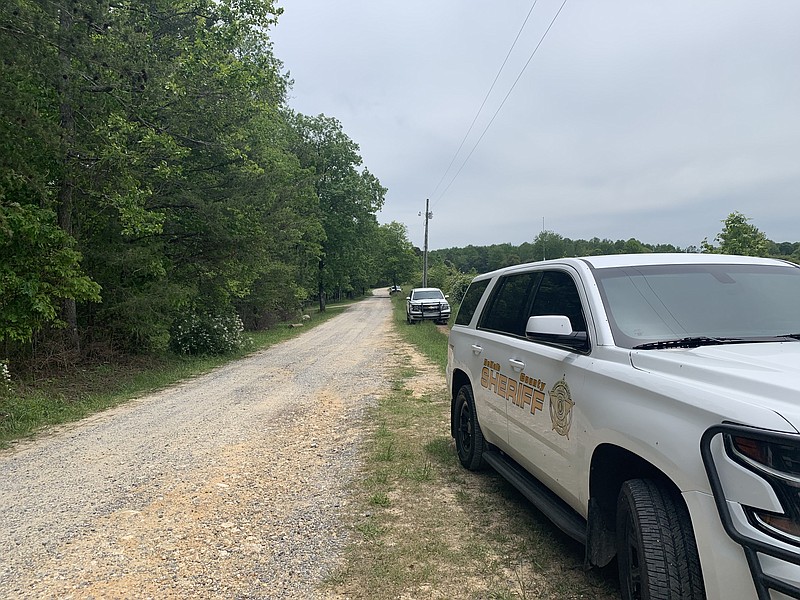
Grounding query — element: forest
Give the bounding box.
[1,0,417,366]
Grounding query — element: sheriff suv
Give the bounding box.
[406,287,450,325]
[446,254,800,600]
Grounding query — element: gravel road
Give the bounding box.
[0,293,395,599]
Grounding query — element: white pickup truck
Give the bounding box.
[446,253,800,600]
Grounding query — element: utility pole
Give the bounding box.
[422,198,432,287]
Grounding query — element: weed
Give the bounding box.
[356,519,384,539]
[406,460,433,482]
[376,440,395,462]
[369,492,391,507]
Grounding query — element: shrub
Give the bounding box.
[169,310,247,355]
[0,360,11,398]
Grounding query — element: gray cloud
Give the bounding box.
[272,0,800,251]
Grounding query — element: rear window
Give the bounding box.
[478,272,540,335]
[454,280,490,326]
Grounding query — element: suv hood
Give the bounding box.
[630,343,800,431]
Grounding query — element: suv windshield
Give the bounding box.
[413,290,445,300]
[593,263,800,349]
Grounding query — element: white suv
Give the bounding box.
[406,287,450,325]
[446,254,800,600]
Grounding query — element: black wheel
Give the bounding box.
[406,313,413,324]
[453,384,485,470]
[616,479,705,600]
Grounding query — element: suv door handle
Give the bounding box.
[471,344,483,355]
[508,358,525,372]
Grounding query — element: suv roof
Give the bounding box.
[474,253,793,281]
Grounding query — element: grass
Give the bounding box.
[0,303,351,448]
[324,292,619,599]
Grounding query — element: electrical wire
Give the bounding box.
[432,0,569,208]
[428,0,541,201]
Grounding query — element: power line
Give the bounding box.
[432,0,569,207]
[428,0,541,201]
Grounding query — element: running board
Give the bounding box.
[483,449,587,544]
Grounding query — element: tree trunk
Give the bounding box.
[318,258,326,313]
[57,2,80,354]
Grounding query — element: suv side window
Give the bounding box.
[479,272,541,336]
[529,270,588,351]
[454,279,490,325]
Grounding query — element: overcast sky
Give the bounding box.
[269,1,800,251]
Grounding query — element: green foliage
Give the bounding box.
[432,233,683,274]
[374,222,417,286]
[702,211,770,257]
[2,0,380,357]
[288,113,387,307]
[0,202,101,343]
[445,271,476,304]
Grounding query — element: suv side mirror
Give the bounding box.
[526,315,588,351]
[526,315,573,336]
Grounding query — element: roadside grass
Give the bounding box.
[0,303,352,448]
[390,292,448,371]
[327,294,618,599]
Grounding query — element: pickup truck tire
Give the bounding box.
[616,479,705,600]
[454,384,485,471]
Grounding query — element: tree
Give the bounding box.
[374,222,417,286]
[702,211,769,257]
[288,113,386,310]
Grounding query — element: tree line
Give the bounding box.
[425,212,800,301]
[1,0,417,364]
[430,212,799,280]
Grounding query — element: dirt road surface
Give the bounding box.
[0,293,395,599]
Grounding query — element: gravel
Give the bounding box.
[0,294,395,599]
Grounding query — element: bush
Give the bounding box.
[0,360,11,398]
[169,310,248,355]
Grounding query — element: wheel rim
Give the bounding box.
[457,399,473,456]
[622,513,643,599]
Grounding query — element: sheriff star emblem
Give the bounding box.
[549,378,574,438]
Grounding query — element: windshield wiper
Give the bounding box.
[633,336,745,350]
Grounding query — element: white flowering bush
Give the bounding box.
[169,310,247,355]
[0,360,12,398]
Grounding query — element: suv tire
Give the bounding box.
[453,384,486,471]
[616,479,706,600]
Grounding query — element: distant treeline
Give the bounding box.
[431,228,800,276]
